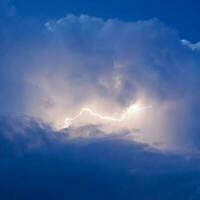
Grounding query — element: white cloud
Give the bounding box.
[181,39,200,51]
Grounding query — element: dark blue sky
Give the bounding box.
[12,0,200,42]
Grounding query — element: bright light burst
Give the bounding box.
[64,104,152,128]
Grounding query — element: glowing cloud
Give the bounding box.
[1,14,200,150]
[64,104,152,128]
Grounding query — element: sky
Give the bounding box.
[10,0,200,42]
[1,0,200,199]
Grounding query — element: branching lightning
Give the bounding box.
[65,104,152,127]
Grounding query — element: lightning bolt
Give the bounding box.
[65,104,152,127]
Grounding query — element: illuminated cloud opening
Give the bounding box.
[64,103,152,128]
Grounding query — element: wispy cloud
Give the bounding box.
[181,39,200,51]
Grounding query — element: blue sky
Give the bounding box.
[1,0,200,199]
[11,0,200,42]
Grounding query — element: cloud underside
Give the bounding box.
[0,117,200,200]
[1,14,200,150]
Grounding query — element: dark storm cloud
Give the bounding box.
[0,117,200,199]
[1,2,200,199]
[1,14,200,149]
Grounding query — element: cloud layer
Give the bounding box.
[1,14,200,150]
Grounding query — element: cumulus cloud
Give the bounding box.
[1,14,200,151]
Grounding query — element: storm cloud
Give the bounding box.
[0,117,200,200]
[1,14,200,150]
